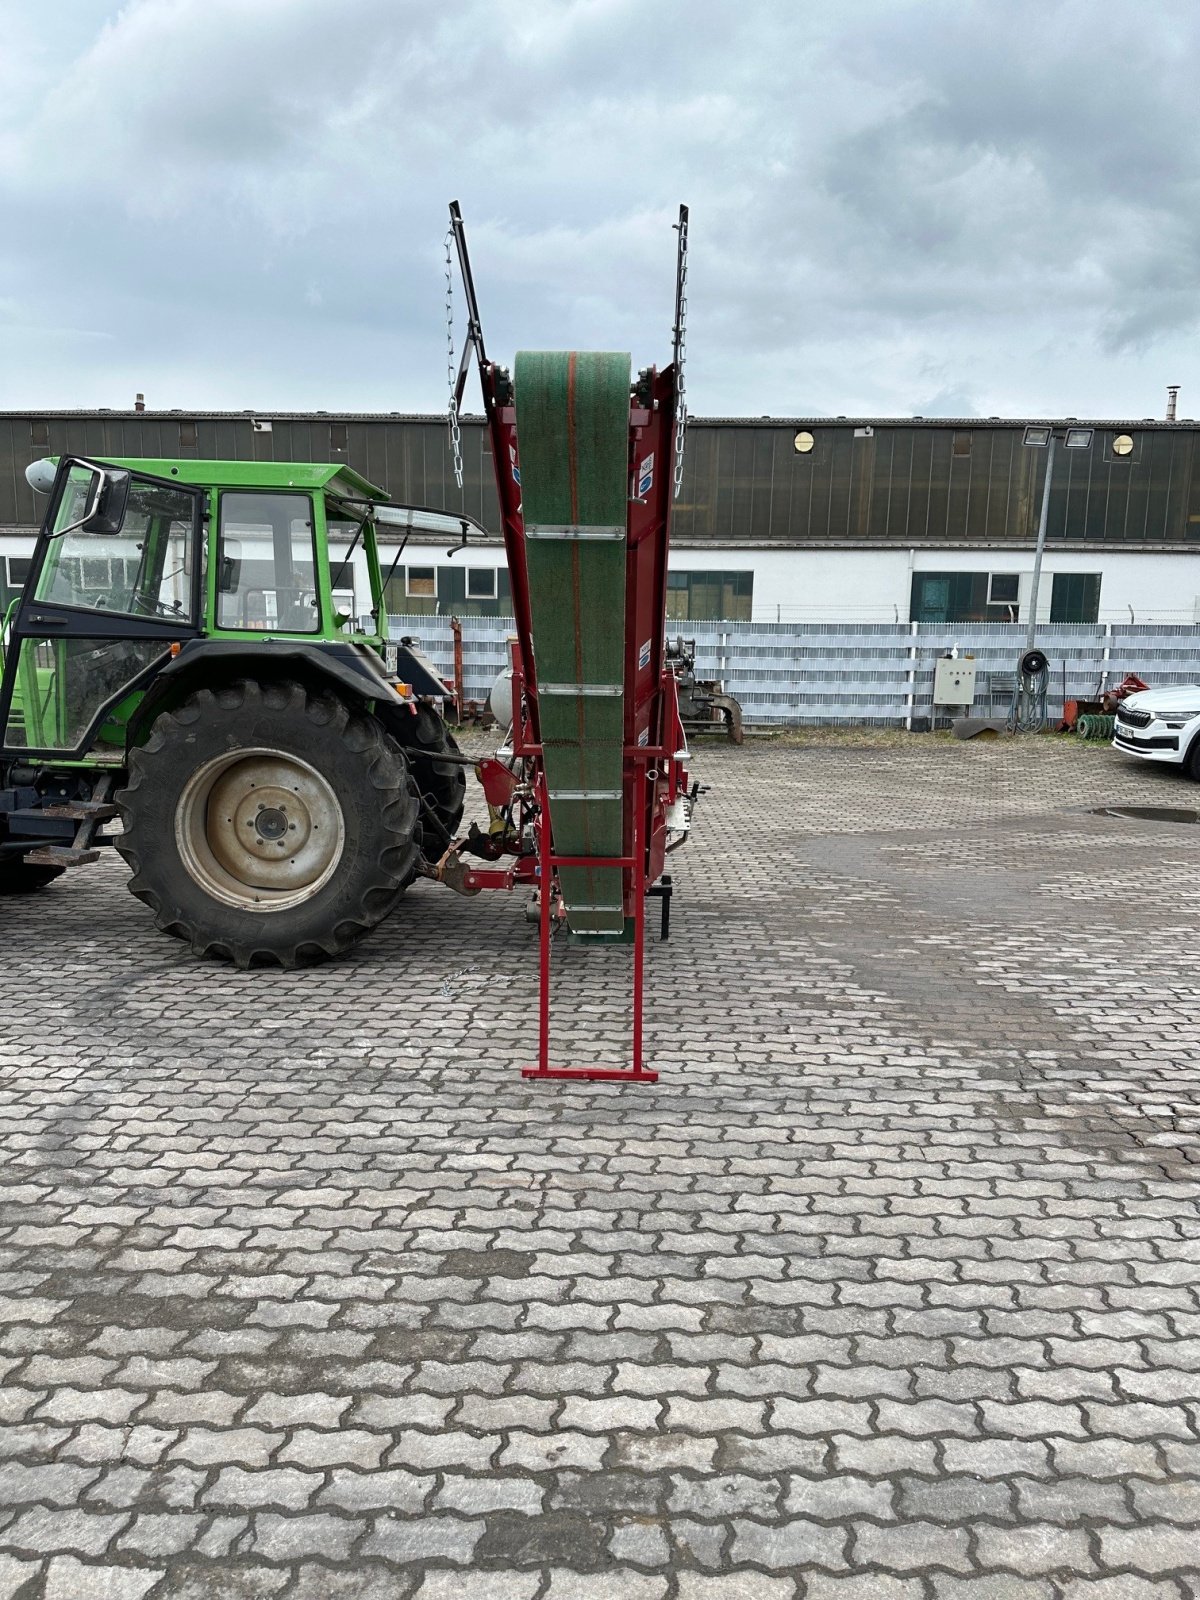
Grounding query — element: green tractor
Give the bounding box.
[0,454,466,965]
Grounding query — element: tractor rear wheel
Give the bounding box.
[115,678,420,967]
[401,704,467,860]
[0,859,64,894]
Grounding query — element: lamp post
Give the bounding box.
[1021,424,1093,649]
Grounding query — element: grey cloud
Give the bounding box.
[1,0,1198,422]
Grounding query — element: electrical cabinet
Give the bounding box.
[933,658,977,706]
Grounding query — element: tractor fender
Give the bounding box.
[124,639,434,749]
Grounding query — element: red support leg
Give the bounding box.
[521,757,659,1084]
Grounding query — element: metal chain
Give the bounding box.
[672,213,689,500]
[445,229,464,491]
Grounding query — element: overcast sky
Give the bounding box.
[1,0,1198,421]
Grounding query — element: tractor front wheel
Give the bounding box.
[115,678,420,967]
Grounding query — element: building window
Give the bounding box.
[988,573,1019,606]
[666,570,753,621]
[30,421,49,449]
[466,567,496,599]
[794,430,815,454]
[953,432,972,457]
[178,420,197,449]
[330,422,348,452]
[407,567,436,599]
[5,556,31,590]
[911,571,1022,622]
[1050,572,1101,623]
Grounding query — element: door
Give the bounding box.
[0,458,205,758]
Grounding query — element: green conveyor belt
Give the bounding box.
[514,350,631,936]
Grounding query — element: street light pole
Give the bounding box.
[1026,432,1056,652]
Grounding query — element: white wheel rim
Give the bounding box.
[175,747,346,913]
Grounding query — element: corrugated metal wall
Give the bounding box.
[394,616,1200,727]
[4,413,1200,547]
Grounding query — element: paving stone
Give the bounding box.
[675,1578,796,1600]
[0,1462,102,1507]
[317,1468,435,1514]
[241,1391,351,1429]
[975,1523,1095,1577]
[203,1466,322,1510]
[612,1431,717,1472]
[786,1473,894,1518]
[167,1427,283,1468]
[286,1564,421,1599]
[942,1439,1052,1479]
[807,1580,924,1600]
[387,1431,500,1471]
[855,1519,973,1574]
[1059,1582,1190,1600]
[435,1475,544,1515]
[250,1511,364,1561]
[1016,1475,1134,1524]
[1098,1525,1200,1575]
[899,1475,1014,1522]
[277,1427,389,1469]
[498,1432,608,1472]
[609,1519,671,1566]
[542,1574,668,1599]
[42,1559,164,1599]
[2,1506,131,1556]
[668,1474,781,1517]
[474,1510,605,1565]
[359,1513,484,1564]
[730,1517,848,1570]
[930,1582,1055,1600]
[411,1575,535,1600]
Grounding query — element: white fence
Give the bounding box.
[389,615,1200,727]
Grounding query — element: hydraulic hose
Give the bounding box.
[1008,648,1050,734]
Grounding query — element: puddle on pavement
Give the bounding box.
[1086,805,1200,824]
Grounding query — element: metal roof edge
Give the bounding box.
[0,410,1194,429]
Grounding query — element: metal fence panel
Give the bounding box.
[388,615,1200,726]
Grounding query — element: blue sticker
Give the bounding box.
[638,638,652,670]
[638,453,654,497]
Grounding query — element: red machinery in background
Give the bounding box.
[431,202,698,1084]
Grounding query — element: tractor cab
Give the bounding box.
[0,454,447,761]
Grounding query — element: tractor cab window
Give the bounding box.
[217,492,319,633]
[36,465,197,621]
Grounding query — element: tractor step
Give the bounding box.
[24,845,102,867]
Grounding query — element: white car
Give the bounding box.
[1112,686,1200,778]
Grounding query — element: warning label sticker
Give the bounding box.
[638,453,654,497]
[638,638,652,670]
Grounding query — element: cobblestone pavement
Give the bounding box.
[1,734,1199,1599]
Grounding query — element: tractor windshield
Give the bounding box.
[37,464,197,621]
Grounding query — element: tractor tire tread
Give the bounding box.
[115,677,420,968]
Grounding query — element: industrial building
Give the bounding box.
[2,409,1198,626]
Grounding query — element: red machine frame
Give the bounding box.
[442,202,693,1083]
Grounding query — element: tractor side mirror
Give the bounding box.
[79,468,131,535]
[218,545,242,594]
